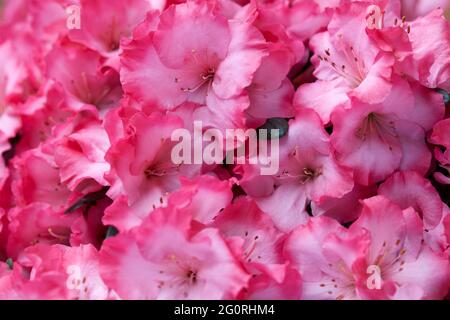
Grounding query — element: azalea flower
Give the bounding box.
[100,203,250,299]
[17,244,112,300]
[294,0,396,124]
[0,0,449,301]
[330,77,441,185]
[239,108,353,231]
[285,196,450,300]
[104,111,201,230]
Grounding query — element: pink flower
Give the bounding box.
[6,203,77,258]
[53,110,110,193]
[311,184,377,224]
[103,174,232,232]
[240,108,353,231]
[350,197,449,300]
[294,0,396,124]
[330,77,438,185]
[424,206,450,255]
[355,5,450,92]
[46,40,123,112]
[104,111,200,229]
[0,261,67,300]
[68,0,152,70]
[9,81,74,153]
[17,243,111,300]
[0,27,43,109]
[285,196,450,300]
[0,0,71,46]
[168,175,234,225]
[406,9,450,91]
[378,171,444,229]
[401,0,450,20]
[254,0,338,43]
[243,3,305,125]
[210,197,286,282]
[100,203,250,299]
[243,267,302,300]
[11,148,71,210]
[0,0,449,301]
[120,0,268,132]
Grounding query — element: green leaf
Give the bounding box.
[258,118,289,140]
[5,258,13,270]
[105,226,119,239]
[65,186,110,214]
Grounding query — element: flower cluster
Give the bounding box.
[0,0,449,300]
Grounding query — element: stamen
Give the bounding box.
[145,163,181,179]
[300,167,322,183]
[81,72,93,104]
[47,228,69,241]
[321,45,364,86]
[355,113,397,145]
[181,69,215,93]
[244,236,259,261]
[186,270,198,284]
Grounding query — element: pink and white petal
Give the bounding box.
[170,175,234,225]
[350,54,394,104]
[407,81,445,131]
[390,247,450,300]
[255,184,309,233]
[350,196,407,263]
[305,155,354,203]
[331,105,402,186]
[213,20,267,99]
[408,9,450,89]
[284,216,345,282]
[201,92,249,132]
[120,35,185,110]
[100,232,158,299]
[395,120,431,176]
[247,79,295,120]
[379,171,443,230]
[153,1,231,69]
[245,268,302,300]
[294,79,350,125]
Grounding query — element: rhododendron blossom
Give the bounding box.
[0,0,448,301]
[285,196,449,300]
